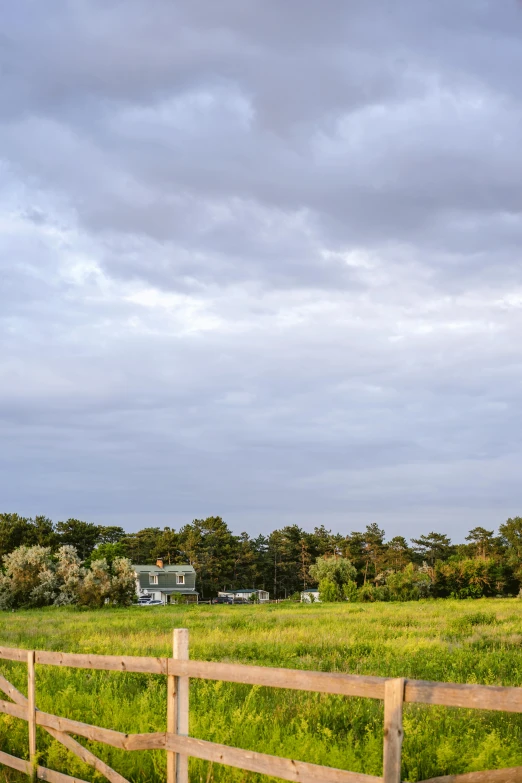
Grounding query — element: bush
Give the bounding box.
[110,557,137,607]
[387,563,432,601]
[310,556,357,591]
[170,593,187,605]
[342,580,358,602]
[78,559,111,608]
[0,546,57,609]
[318,578,341,602]
[434,558,505,599]
[357,584,389,602]
[55,546,84,606]
[357,583,378,602]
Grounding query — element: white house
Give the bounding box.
[301,589,321,603]
[218,589,269,603]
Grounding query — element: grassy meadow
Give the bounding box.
[0,599,522,782]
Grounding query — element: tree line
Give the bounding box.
[1,512,521,600]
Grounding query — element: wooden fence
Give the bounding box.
[1,629,522,783]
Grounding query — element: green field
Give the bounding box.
[0,599,521,782]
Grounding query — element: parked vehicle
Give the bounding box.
[139,599,162,606]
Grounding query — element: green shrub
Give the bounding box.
[357,583,378,602]
[342,580,358,602]
[387,563,432,601]
[434,558,505,599]
[318,578,341,602]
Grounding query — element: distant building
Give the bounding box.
[217,588,269,603]
[301,589,320,603]
[133,559,198,604]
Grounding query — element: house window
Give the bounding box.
[176,575,185,585]
[150,574,158,585]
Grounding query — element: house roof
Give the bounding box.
[133,564,196,574]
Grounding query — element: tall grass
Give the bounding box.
[0,599,521,782]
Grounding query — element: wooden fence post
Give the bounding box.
[167,629,190,783]
[27,650,37,782]
[167,641,175,783]
[383,677,404,783]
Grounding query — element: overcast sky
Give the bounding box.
[1,1,522,540]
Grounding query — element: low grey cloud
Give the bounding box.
[1,1,522,539]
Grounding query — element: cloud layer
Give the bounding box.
[1,1,522,537]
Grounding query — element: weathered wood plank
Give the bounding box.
[0,673,129,783]
[164,734,382,783]
[404,680,522,713]
[420,768,522,782]
[0,750,91,783]
[35,651,167,675]
[173,629,189,783]
[28,650,37,781]
[383,678,404,783]
[166,661,522,712]
[167,670,176,783]
[0,645,28,662]
[167,632,176,783]
[36,768,92,783]
[167,659,387,698]
[48,725,130,783]
[34,710,166,751]
[0,748,30,774]
[0,696,164,752]
[0,673,27,702]
[0,696,29,720]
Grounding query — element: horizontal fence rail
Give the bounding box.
[1,632,521,783]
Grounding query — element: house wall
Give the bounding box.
[138,590,198,604]
[301,591,321,603]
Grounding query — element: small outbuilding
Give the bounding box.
[301,589,321,603]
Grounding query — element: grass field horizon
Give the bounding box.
[1,599,521,782]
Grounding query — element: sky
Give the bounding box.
[1,1,522,540]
